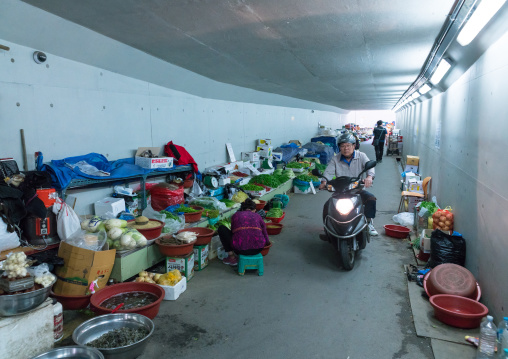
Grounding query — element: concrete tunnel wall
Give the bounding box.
[396,30,508,321]
[0,1,349,215]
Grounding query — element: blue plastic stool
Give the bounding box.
[238,253,264,276]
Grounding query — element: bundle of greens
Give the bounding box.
[266,208,284,218]
[240,183,264,191]
[159,210,181,221]
[176,205,200,213]
[250,174,281,188]
[219,199,236,207]
[286,162,306,169]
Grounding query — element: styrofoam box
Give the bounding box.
[293,185,312,194]
[420,229,433,253]
[94,197,125,217]
[135,156,173,169]
[159,277,187,300]
[242,152,260,162]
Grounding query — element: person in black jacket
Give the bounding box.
[372,120,388,163]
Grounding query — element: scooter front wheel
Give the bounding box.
[339,239,355,271]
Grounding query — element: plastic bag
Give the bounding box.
[392,212,414,227]
[142,203,166,222]
[64,229,108,251]
[432,207,454,232]
[52,198,81,241]
[150,183,184,211]
[0,219,20,252]
[163,215,185,234]
[189,197,227,211]
[426,230,466,268]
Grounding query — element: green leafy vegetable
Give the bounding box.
[266,208,283,218]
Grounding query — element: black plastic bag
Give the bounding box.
[426,229,466,268]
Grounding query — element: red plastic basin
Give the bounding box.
[156,236,196,256]
[50,290,92,310]
[424,270,482,302]
[266,212,285,223]
[425,263,478,299]
[178,227,215,246]
[127,219,164,240]
[383,224,411,239]
[90,282,164,320]
[255,200,267,211]
[260,242,272,256]
[182,206,204,223]
[266,223,283,235]
[429,294,488,329]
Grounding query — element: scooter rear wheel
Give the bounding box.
[339,239,355,271]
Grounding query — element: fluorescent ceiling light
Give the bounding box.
[430,59,452,84]
[419,84,432,94]
[457,0,507,46]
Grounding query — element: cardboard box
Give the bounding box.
[242,152,260,162]
[407,197,423,213]
[94,197,125,217]
[53,242,116,296]
[193,244,209,271]
[404,165,419,173]
[420,229,433,253]
[218,177,231,186]
[272,152,283,161]
[406,155,419,166]
[407,180,424,194]
[257,139,272,146]
[256,145,273,158]
[135,147,173,169]
[165,252,194,281]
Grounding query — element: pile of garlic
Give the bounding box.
[35,274,55,288]
[2,252,29,279]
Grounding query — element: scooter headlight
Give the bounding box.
[335,198,355,215]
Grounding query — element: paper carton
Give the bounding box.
[257,139,272,146]
[94,197,126,217]
[407,180,424,194]
[242,152,260,162]
[165,252,194,281]
[406,155,420,166]
[135,147,173,169]
[193,244,209,271]
[256,145,273,158]
[53,242,116,296]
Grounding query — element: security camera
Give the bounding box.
[33,51,47,64]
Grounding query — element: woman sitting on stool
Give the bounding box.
[218,198,269,266]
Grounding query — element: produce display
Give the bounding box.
[240,184,264,191]
[281,169,295,179]
[208,217,231,231]
[175,205,200,213]
[250,174,291,188]
[204,209,220,219]
[286,162,306,169]
[83,218,149,251]
[1,252,28,279]
[86,327,149,349]
[135,270,183,286]
[232,171,249,177]
[314,162,327,172]
[295,174,319,183]
[219,199,236,207]
[432,208,454,232]
[232,191,249,203]
[159,210,181,221]
[266,208,284,218]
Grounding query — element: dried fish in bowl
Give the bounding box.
[86,327,150,349]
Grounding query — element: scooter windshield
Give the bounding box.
[328,176,359,193]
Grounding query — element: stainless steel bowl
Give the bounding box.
[72,313,154,359]
[0,278,56,316]
[31,346,105,359]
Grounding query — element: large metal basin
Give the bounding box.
[72,313,154,359]
[0,278,56,316]
[31,346,104,359]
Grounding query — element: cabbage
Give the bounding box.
[120,233,136,248]
[81,219,91,230]
[105,219,128,230]
[87,216,102,232]
[107,227,123,240]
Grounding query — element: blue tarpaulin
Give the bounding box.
[36,152,196,191]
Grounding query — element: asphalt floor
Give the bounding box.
[134,142,437,359]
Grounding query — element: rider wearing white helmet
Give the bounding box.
[319,132,378,236]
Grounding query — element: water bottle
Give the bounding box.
[477,315,497,358]
[499,317,508,358]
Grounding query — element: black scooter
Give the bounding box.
[312,160,377,270]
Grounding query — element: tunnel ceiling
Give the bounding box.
[22,0,455,110]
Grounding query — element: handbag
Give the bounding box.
[372,138,380,146]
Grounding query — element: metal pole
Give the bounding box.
[20,129,28,171]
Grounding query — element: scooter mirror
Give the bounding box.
[364,160,377,171]
[311,169,322,177]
